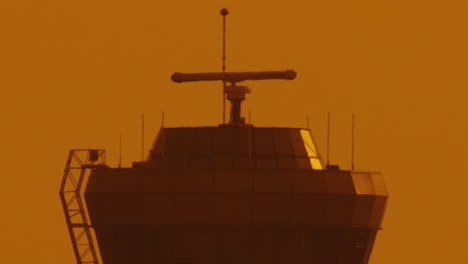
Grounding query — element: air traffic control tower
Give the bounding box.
[59,10,387,264]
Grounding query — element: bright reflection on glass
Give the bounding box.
[300,130,323,170]
[310,158,322,170]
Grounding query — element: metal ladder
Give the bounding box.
[59,149,106,264]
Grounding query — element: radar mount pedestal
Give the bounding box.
[224,84,250,125]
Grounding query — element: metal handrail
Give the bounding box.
[59,149,106,264]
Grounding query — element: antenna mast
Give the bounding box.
[141,114,145,161]
[221,8,229,124]
[327,112,330,166]
[161,110,165,156]
[351,113,355,170]
[119,132,122,168]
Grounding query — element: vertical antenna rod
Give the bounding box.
[161,110,165,156]
[221,8,229,124]
[119,132,122,168]
[141,114,145,161]
[327,112,330,166]
[351,113,355,170]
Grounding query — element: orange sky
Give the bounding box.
[1,1,468,263]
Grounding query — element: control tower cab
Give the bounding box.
[81,70,387,264]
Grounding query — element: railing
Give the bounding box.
[59,149,106,264]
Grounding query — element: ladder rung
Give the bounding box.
[71,224,92,227]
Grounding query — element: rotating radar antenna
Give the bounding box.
[171,70,296,125]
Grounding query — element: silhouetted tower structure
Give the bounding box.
[60,9,387,264]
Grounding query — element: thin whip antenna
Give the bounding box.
[161,110,165,156]
[141,114,145,161]
[351,113,355,170]
[248,110,252,164]
[327,112,330,166]
[119,132,122,168]
[221,8,229,124]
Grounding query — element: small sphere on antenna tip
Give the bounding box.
[220,8,229,16]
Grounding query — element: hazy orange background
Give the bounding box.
[1,0,468,263]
